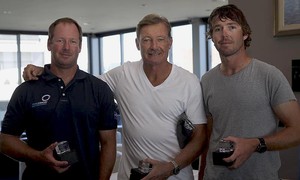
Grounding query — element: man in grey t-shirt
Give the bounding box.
[199,4,300,180]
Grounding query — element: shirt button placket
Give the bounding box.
[58,78,66,97]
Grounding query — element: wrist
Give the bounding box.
[170,160,180,175]
[256,137,267,153]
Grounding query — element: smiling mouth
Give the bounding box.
[149,53,160,56]
[61,53,72,57]
[148,51,161,56]
[220,40,232,44]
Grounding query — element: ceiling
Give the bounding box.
[0,0,227,34]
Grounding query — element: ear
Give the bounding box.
[243,34,248,41]
[168,37,173,49]
[211,36,216,44]
[47,39,51,51]
[135,38,140,50]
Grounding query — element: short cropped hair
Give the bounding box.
[48,17,82,47]
[136,14,172,39]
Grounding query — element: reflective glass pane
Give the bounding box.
[20,35,50,73]
[0,34,18,101]
[78,37,88,72]
[123,32,140,62]
[209,39,221,69]
[102,35,121,73]
[172,25,193,73]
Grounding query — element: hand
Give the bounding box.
[38,142,70,173]
[22,64,43,81]
[141,158,173,180]
[222,136,258,169]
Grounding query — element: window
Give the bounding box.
[123,32,140,63]
[78,37,89,72]
[209,39,221,68]
[101,32,140,73]
[171,25,193,73]
[0,35,18,101]
[20,35,50,78]
[102,35,121,73]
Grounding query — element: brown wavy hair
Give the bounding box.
[207,4,252,48]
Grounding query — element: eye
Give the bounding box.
[213,27,221,32]
[228,25,236,30]
[142,37,151,43]
[70,39,78,45]
[157,37,165,42]
[55,39,64,44]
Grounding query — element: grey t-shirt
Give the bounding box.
[201,59,296,180]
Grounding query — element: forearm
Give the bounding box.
[199,115,212,179]
[264,126,300,151]
[174,124,207,169]
[0,133,40,162]
[98,130,117,180]
[99,143,116,180]
[198,146,208,180]
[266,101,300,151]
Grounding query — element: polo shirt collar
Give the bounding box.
[41,64,87,81]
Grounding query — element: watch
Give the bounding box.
[256,138,267,153]
[170,160,180,175]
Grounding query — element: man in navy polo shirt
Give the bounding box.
[0,17,117,180]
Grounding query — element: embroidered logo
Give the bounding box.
[32,94,51,107]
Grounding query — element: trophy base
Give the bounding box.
[130,168,149,180]
[55,150,78,165]
[213,151,234,166]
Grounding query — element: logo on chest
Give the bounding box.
[32,94,51,107]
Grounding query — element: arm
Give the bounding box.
[172,124,207,172]
[264,100,300,150]
[98,129,117,180]
[223,100,300,169]
[198,115,212,180]
[143,124,207,179]
[22,64,44,81]
[0,133,69,173]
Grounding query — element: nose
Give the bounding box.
[222,27,230,37]
[62,41,71,49]
[150,39,158,49]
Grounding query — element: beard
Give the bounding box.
[215,43,244,58]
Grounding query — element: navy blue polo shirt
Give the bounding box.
[1,64,117,180]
